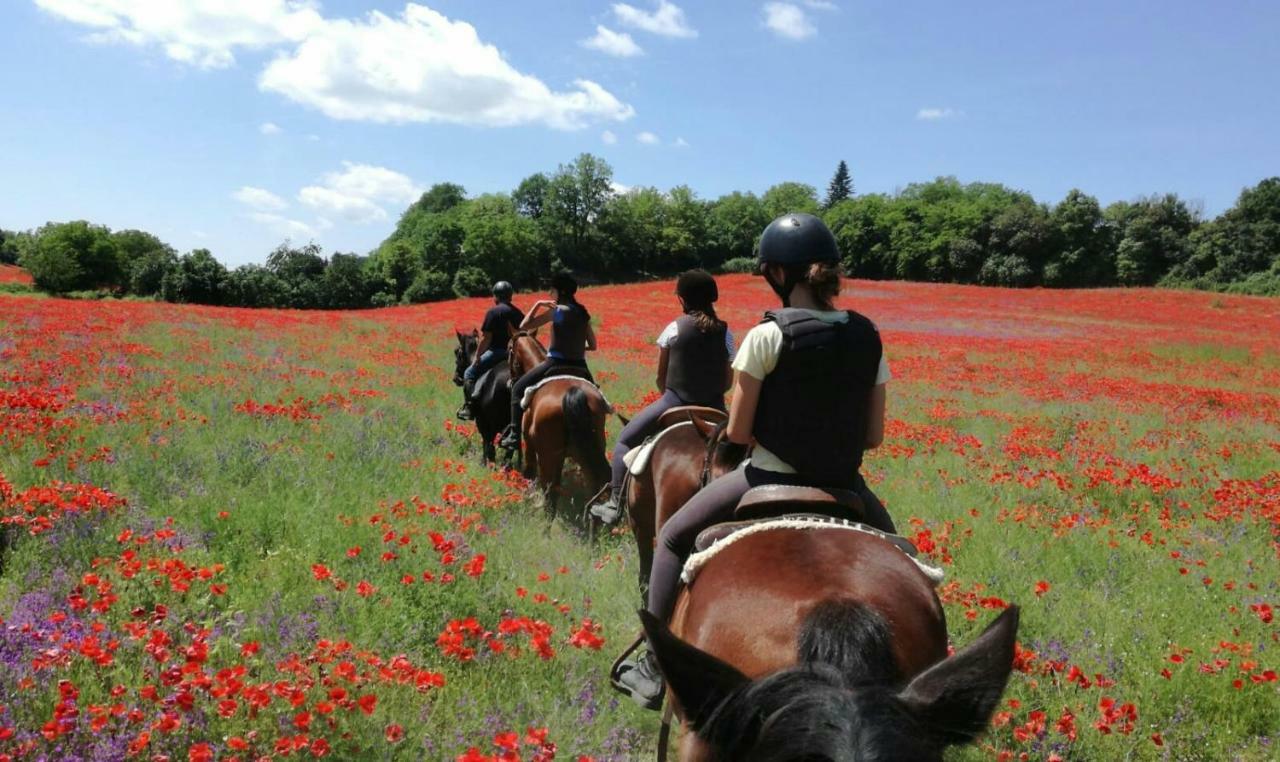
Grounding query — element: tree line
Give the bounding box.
[4,156,1278,306]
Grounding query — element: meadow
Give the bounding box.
[0,274,1277,761]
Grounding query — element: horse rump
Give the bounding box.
[561,385,609,487]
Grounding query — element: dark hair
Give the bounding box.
[551,272,578,304]
[676,270,725,333]
[774,261,841,311]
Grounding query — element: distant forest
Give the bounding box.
[4,156,1278,307]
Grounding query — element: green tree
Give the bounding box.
[161,249,227,304]
[513,173,550,219]
[408,183,467,216]
[662,185,709,271]
[706,192,770,268]
[112,229,174,288]
[403,269,452,303]
[1112,194,1196,286]
[544,153,614,269]
[823,196,894,278]
[0,229,32,265]
[458,194,547,287]
[224,265,289,308]
[1164,177,1280,289]
[320,253,376,309]
[128,248,178,296]
[21,221,120,293]
[824,160,853,209]
[265,241,326,308]
[452,266,491,298]
[1045,190,1112,286]
[762,182,820,219]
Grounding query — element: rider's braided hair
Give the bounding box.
[676,270,725,333]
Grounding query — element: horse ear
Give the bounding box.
[639,610,748,730]
[898,606,1019,745]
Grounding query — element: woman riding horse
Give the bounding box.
[616,212,898,707]
[500,272,597,451]
[457,280,523,421]
[590,270,734,525]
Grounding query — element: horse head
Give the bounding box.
[640,606,1020,762]
[453,329,477,387]
[508,331,546,378]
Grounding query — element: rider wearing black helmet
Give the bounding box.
[458,281,524,420]
[499,272,597,449]
[590,270,734,524]
[614,213,897,708]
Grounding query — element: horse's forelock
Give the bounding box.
[699,668,936,761]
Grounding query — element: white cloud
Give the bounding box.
[637,131,660,145]
[917,107,959,121]
[297,161,423,224]
[601,129,618,145]
[581,25,643,57]
[610,181,633,195]
[232,185,288,212]
[673,136,689,147]
[39,2,635,130]
[259,4,634,129]
[248,211,318,240]
[763,3,816,40]
[613,1,697,38]
[34,0,324,69]
[259,121,283,135]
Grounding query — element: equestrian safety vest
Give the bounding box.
[753,308,882,488]
[548,303,590,361]
[665,314,728,407]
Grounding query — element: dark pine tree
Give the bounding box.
[824,160,853,209]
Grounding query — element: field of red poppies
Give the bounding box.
[1,274,1277,761]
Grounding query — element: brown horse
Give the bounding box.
[639,520,1019,761]
[621,411,739,599]
[507,332,611,514]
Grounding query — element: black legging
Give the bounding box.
[608,389,725,499]
[646,465,895,622]
[509,358,592,434]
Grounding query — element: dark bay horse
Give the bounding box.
[452,330,510,464]
[639,525,1019,761]
[507,332,611,514]
[622,412,740,599]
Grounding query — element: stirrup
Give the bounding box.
[609,635,663,711]
[590,496,622,525]
[456,404,474,421]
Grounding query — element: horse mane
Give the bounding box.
[797,599,903,687]
[696,601,933,761]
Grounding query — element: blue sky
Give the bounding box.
[2,1,1278,266]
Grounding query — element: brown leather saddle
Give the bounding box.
[655,405,727,431]
[546,365,595,382]
[691,485,917,557]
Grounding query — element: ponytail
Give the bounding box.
[686,305,725,333]
[779,261,842,311]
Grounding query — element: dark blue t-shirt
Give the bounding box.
[482,303,524,348]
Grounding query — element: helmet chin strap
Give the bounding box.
[763,267,800,307]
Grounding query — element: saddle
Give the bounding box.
[654,405,727,431]
[547,364,593,382]
[470,365,507,405]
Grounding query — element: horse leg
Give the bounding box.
[537,447,565,521]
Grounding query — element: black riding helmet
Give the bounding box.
[492,281,514,301]
[675,269,718,311]
[756,213,839,305]
[550,272,578,298]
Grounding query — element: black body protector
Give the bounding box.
[752,308,882,489]
[664,314,728,407]
[548,303,590,362]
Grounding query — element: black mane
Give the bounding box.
[695,601,939,762]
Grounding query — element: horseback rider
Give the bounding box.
[614,212,898,709]
[458,281,524,421]
[499,272,597,450]
[589,270,734,525]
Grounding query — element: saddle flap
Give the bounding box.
[733,484,865,523]
[655,405,727,432]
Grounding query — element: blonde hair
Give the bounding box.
[797,262,842,310]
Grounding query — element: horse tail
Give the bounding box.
[562,385,610,487]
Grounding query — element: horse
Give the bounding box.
[506,332,611,515]
[452,330,512,465]
[620,411,740,600]
[638,512,1020,761]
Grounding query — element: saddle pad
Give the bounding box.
[519,376,612,411]
[623,421,695,476]
[681,516,945,586]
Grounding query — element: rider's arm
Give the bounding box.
[865,382,886,449]
[725,371,761,446]
[722,361,733,393]
[655,347,670,392]
[472,331,492,365]
[584,322,598,352]
[520,302,554,330]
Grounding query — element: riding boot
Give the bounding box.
[616,649,664,710]
[589,492,623,525]
[499,423,520,450]
[456,378,475,420]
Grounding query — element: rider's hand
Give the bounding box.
[715,440,749,464]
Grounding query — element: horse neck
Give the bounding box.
[512,335,546,372]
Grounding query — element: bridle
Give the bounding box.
[700,420,730,488]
